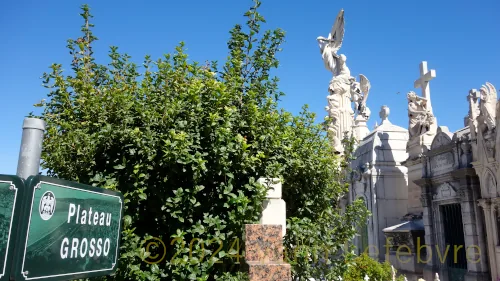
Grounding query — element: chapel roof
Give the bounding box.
[351,106,409,167]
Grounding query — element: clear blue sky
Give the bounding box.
[1,0,499,175]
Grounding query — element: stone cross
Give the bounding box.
[414,61,436,111]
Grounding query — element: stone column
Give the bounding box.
[257,178,286,237]
[353,115,370,142]
[478,199,497,281]
[405,157,426,215]
[453,169,489,281]
[417,179,438,281]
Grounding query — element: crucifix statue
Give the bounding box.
[413,61,436,112]
[407,61,437,139]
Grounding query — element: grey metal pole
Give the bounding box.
[16,117,46,180]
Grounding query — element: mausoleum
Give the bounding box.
[348,106,409,261]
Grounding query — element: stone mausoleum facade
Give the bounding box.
[341,60,499,281]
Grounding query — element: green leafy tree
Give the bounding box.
[343,254,406,281]
[29,1,368,280]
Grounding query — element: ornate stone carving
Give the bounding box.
[478,82,497,133]
[477,198,491,210]
[429,153,454,177]
[430,128,452,150]
[325,95,344,153]
[475,82,498,159]
[467,89,480,131]
[407,61,438,141]
[432,182,460,200]
[420,192,432,208]
[407,91,436,139]
[319,10,353,153]
[317,9,351,98]
[459,136,472,168]
[351,74,371,120]
[484,169,497,197]
[319,10,375,150]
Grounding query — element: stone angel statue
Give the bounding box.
[317,10,352,95]
[317,9,345,75]
[478,82,497,133]
[351,74,371,119]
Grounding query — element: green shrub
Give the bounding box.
[29,1,368,280]
[343,254,406,281]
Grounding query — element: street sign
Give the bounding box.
[12,175,123,281]
[0,175,25,281]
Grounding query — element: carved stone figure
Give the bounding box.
[467,89,480,130]
[316,10,352,94]
[459,136,472,168]
[325,93,343,152]
[326,124,342,153]
[407,91,435,139]
[473,82,498,158]
[478,82,497,133]
[318,10,373,151]
[318,9,355,153]
[351,74,371,119]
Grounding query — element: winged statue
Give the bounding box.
[317,10,347,77]
[478,82,497,132]
[351,74,371,119]
[359,74,371,107]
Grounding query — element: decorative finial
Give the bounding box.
[379,105,390,124]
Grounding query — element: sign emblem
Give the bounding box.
[39,191,56,220]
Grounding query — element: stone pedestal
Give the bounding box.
[405,132,435,215]
[406,134,434,161]
[353,115,370,142]
[244,224,291,281]
[258,178,286,237]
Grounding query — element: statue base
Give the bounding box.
[406,132,436,160]
[353,115,370,142]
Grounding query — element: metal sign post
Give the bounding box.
[16,118,45,180]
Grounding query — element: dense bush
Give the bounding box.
[343,254,406,281]
[29,1,368,280]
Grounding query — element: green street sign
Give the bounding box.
[0,175,25,281]
[12,175,123,281]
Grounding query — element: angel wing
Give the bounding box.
[481,82,497,101]
[487,82,497,99]
[317,9,345,74]
[359,74,371,104]
[328,9,345,53]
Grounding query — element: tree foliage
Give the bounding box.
[343,254,406,281]
[29,1,368,280]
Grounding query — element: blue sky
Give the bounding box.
[1,0,499,175]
